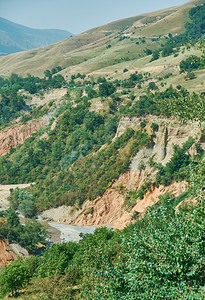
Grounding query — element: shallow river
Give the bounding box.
[0,185,98,244]
[47,222,98,243]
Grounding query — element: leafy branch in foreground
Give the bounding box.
[94,206,205,299]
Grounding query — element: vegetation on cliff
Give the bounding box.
[0,2,204,299]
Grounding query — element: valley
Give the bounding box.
[0,0,204,298]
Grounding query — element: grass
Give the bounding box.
[142,7,190,37]
[0,1,195,78]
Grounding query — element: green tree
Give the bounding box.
[94,207,205,299]
[180,55,202,73]
[99,81,116,97]
[0,258,31,297]
[161,45,173,57]
[44,69,52,79]
[150,50,160,62]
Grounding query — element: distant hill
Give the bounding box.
[0,17,73,55]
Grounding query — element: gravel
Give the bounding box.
[48,222,98,242]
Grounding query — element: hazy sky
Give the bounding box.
[1,0,189,35]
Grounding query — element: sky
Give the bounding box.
[0,0,189,35]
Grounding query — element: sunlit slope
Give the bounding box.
[0,0,202,77]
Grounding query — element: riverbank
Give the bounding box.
[39,220,97,244]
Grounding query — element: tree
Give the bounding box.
[161,45,173,57]
[180,55,201,72]
[184,71,196,80]
[0,258,31,297]
[144,48,152,55]
[87,88,97,98]
[19,199,35,218]
[44,69,52,79]
[20,220,48,252]
[9,189,36,218]
[94,207,205,299]
[150,50,160,62]
[147,81,158,91]
[98,81,116,97]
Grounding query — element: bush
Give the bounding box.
[150,50,160,62]
[98,81,116,97]
[184,71,196,80]
[0,258,31,297]
[95,206,205,299]
[180,55,202,73]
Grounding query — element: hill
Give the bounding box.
[0,0,204,77]
[0,1,204,298]
[0,17,73,56]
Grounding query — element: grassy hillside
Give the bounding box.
[0,0,202,77]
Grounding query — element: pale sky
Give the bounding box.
[0,0,189,35]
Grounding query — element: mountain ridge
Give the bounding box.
[0,17,73,55]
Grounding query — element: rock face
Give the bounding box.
[0,120,46,156]
[0,240,29,268]
[116,116,204,166]
[68,117,204,229]
[38,205,83,223]
[0,240,17,267]
[70,172,187,230]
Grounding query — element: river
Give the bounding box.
[47,222,98,243]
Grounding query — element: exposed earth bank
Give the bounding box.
[0,240,29,268]
[0,120,46,156]
[39,116,203,229]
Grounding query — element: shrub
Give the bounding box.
[0,258,31,297]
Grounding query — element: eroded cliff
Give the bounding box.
[0,120,46,156]
[67,117,204,229]
[0,240,29,268]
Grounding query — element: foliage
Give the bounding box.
[0,209,47,252]
[0,90,25,126]
[161,4,205,52]
[147,81,158,91]
[180,55,204,73]
[150,50,160,62]
[184,71,196,80]
[0,258,31,297]
[94,206,205,299]
[161,44,174,57]
[30,129,149,210]
[159,92,205,122]
[3,203,204,299]
[0,105,117,185]
[156,138,194,186]
[99,81,116,97]
[125,94,160,116]
[0,68,67,127]
[9,188,35,218]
